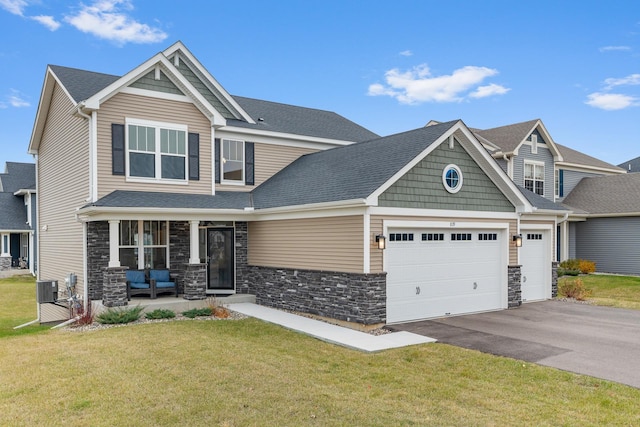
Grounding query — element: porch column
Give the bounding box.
[0,233,10,271]
[108,220,121,268]
[189,220,200,264]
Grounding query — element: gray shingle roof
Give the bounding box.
[229,96,379,142]
[618,155,640,173]
[562,173,640,214]
[48,65,379,143]
[516,185,569,212]
[0,162,35,193]
[251,121,459,209]
[556,143,624,172]
[0,193,29,230]
[474,119,539,153]
[87,190,251,210]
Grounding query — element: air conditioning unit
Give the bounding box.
[36,280,58,303]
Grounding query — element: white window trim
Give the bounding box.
[220,138,245,186]
[554,169,560,198]
[442,164,463,194]
[125,118,189,184]
[119,220,170,270]
[524,160,545,196]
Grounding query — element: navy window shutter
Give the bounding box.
[559,169,564,197]
[245,142,255,186]
[214,138,221,184]
[112,123,125,175]
[188,133,199,180]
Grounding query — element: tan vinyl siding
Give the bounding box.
[37,83,88,294]
[96,92,212,198]
[249,216,364,273]
[369,215,518,273]
[216,143,316,192]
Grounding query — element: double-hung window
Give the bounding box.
[524,161,544,196]
[127,119,188,182]
[119,220,168,270]
[222,139,244,183]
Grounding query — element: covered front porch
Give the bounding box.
[85,219,249,308]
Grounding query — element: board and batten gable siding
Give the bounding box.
[215,143,317,192]
[37,82,88,291]
[575,217,640,275]
[248,216,364,273]
[96,92,213,198]
[130,70,185,96]
[512,143,555,201]
[369,215,518,274]
[378,137,514,212]
[558,170,600,202]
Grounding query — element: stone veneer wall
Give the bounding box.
[240,266,387,325]
[169,221,190,294]
[551,261,558,298]
[183,263,207,300]
[87,221,109,300]
[103,266,128,307]
[507,265,522,308]
[0,256,11,272]
[234,222,248,291]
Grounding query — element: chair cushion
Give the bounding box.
[126,270,146,283]
[150,269,170,282]
[129,282,150,289]
[155,281,175,289]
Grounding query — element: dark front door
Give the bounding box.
[206,228,235,292]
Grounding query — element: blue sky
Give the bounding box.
[1,0,639,169]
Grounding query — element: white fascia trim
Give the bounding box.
[520,213,564,222]
[256,205,368,222]
[585,212,640,218]
[219,126,356,148]
[370,206,519,220]
[13,189,36,196]
[163,42,255,124]
[254,198,368,216]
[519,222,554,231]
[119,86,192,103]
[535,120,564,162]
[383,219,510,231]
[76,206,249,222]
[522,210,571,217]
[555,162,626,175]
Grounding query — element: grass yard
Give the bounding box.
[0,275,50,338]
[558,274,640,310]
[1,277,640,426]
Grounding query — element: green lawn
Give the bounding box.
[558,274,640,310]
[0,275,50,338]
[1,277,640,426]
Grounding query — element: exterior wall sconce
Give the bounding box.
[375,234,386,250]
[513,234,523,248]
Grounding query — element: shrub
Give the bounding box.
[206,297,231,319]
[559,259,581,271]
[558,278,592,301]
[557,268,580,277]
[578,260,596,274]
[182,307,212,318]
[145,308,176,320]
[76,302,96,326]
[96,305,144,324]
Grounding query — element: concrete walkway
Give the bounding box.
[228,303,436,353]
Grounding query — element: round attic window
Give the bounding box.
[442,164,463,194]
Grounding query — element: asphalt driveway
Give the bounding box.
[390,300,640,389]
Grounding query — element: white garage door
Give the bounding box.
[386,228,505,323]
[520,230,550,302]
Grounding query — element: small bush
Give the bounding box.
[557,268,580,277]
[76,302,96,326]
[559,259,581,271]
[558,278,592,301]
[578,260,596,274]
[145,309,176,320]
[182,307,212,318]
[96,305,144,324]
[206,297,231,319]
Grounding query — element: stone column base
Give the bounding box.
[103,266,128,307]
[0,256,11,271]
[508,265,522,308]
[183,264,206,300]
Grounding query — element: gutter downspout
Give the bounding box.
[75,104,92,311]
[557,212,570,262]
[75,104,94,202]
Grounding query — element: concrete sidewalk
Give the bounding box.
[228,303,436,353]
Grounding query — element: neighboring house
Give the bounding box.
[469,119,633,273]
[0,162,37,274]
[29,41,568,325]
[618,156,640,173]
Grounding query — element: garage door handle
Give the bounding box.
[523,276,527,283]
[473,282,477,290]
[416,286,421,295]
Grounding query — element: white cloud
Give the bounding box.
[65,0,167,45]
[31,15,61,31]
[2,90,30,108]
[399,50,413,57]
[368,64,507,104]
[585,92,639,110]
[604,74,640,89]
[599,46,631,52]
[470,83,510,98]
[0,0,27,16]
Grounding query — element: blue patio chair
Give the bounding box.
[149,269,178,298]
[126,269,155,300]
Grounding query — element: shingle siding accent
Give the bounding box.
[129,70,185,95]
[576,217,640,275]
[378,139,514,212]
